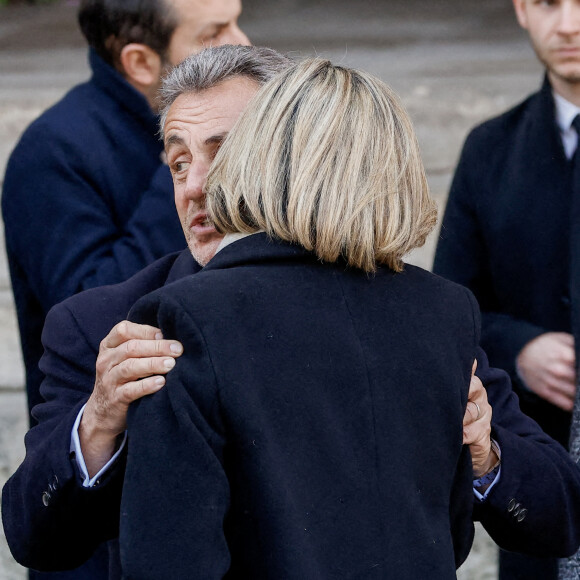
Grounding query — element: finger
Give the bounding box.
[101,338,183,371]
[463,422,491,446]
[554,332,575,348]
[544,389,575,412]
[113,355,177,384]
[466,370,485,400]
[122,338,183,360]
[556,344,576,365]
[463,425,476,445]
[549,364,577,386]
[548,379,576,401]
[101,321,164,350]
[119,375,167,404]
[472,359,477,376]
[463,400,480,426]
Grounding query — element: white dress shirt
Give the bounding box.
[554,91,580,159]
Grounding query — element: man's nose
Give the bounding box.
[184,166,206,201]
[557,2,580,35]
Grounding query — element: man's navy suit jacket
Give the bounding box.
[3,239,580,578]
[1,249,199,578]
[121,234,580,579]
[434,78,575,446]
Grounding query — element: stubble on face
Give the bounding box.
[182,210,224,266]
[164,78,260,266]
[532,39,580,86]
[518,0,580,97]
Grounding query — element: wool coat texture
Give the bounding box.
[1,250,199,579]
[122,233,482,579]
[433,77,580,580]
[4,241,580,579]
[1,49,185,422]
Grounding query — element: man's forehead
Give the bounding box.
[164,93,231,135]
[164,78,259,141]
[163,112,226,150]
[169,0,242,24]
[167,91,217,122]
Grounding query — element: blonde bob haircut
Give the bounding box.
[205,58,438,273]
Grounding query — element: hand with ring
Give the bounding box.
[463,360,497,478]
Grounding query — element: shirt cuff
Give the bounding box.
[472,439,502,502]
[70,403,127,488]
[473,465,501,501]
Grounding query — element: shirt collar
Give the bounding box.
[214,232,258,256]
[553,91,580,132]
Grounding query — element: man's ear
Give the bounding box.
[512,0,529,30]
[119,43,163,90]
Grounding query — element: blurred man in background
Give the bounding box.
[1,1,248,578]
[2,0,248,426]
[434,1,580,578]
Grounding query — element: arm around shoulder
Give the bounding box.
[1,300,125,570]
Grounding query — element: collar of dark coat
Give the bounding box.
[165,249,202,284]
[201,232,324,272]
[88,48,160,138]
[529,74,568,164]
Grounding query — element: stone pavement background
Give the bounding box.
[0,0,542,578]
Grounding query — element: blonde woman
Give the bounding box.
[122,59,485,579]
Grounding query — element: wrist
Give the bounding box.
[82,397,126,439]
[79,405,123,476]
[473,438,501,478]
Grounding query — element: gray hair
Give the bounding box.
[159,45,294,134]
[206,58,438,273]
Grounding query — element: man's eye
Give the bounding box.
[174,161,190,173]
[202,26,226,43]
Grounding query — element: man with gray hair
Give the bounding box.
[4,43,580,579]
[2,44,293,580]
[3,0,250,432]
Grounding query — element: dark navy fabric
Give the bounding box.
[3,239,580,578]
[433,77,577,580]
[1,250,199,579]
[2,49,185,421]
[120,234,580,579]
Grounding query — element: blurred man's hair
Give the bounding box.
[159,44,294,134]
[78,0,178,70]
[206,58,438,273]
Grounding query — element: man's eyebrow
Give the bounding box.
[204,133,227,146]
[164,134,186,149]
[200,22,228,36]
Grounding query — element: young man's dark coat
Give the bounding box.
[434,78,573,446]
[2,49,185,422]
[433,78,578,579]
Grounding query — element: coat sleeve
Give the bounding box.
[1,301,124,571]
[474,348,580,557]
[433,131,547,380]
[120,295,231,580]
[1,119,184,314]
